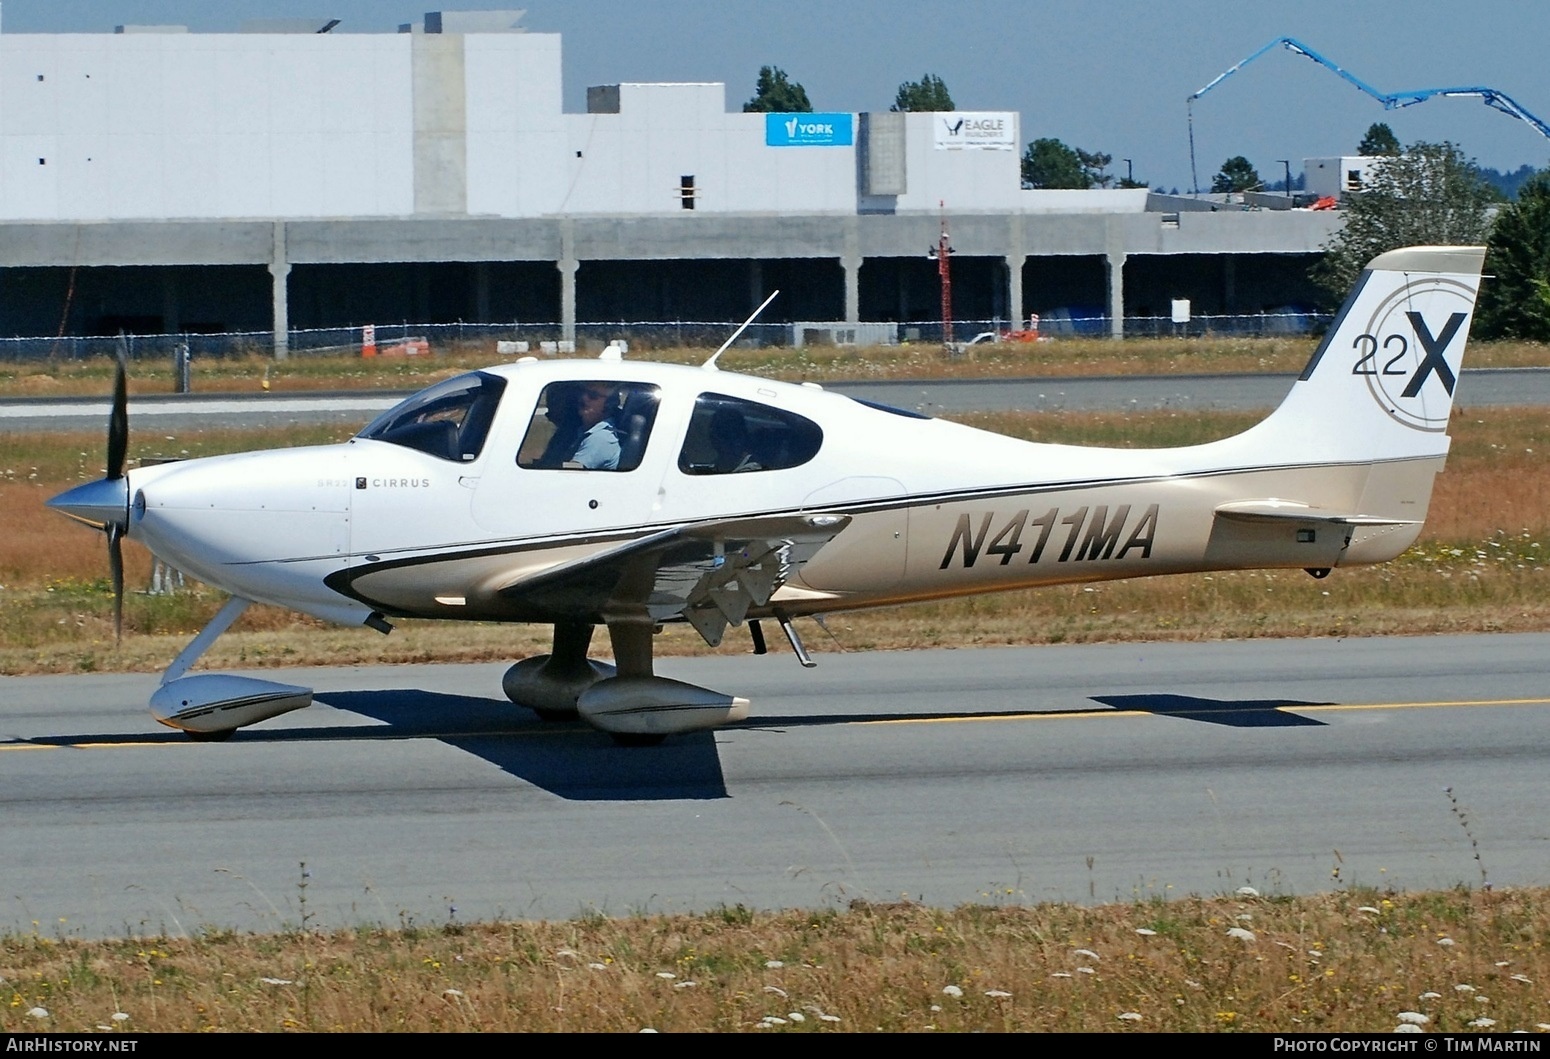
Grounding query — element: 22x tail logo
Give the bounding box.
[1349,276,1476,431]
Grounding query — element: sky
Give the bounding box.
[4,0,1547,192]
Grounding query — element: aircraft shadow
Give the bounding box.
[1090,694,1330,728]
[314,689,732,801]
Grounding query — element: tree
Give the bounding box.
[1076,148,1114,189]
[1358,122,1401,156]
[1021,138,1113,189]
[742,66,812,113]
[1477,170,1550,340]
[1211,156,1260,193]
[891,73,954,112]
[1312,141,1495,297]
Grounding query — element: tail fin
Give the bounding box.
[1251,245,1486,462]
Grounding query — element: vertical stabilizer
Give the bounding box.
[1247,245,1485,463]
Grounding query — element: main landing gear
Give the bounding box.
[502,619,750,745]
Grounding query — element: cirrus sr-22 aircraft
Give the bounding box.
[49,245,1484,745]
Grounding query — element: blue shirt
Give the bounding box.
[571,419,620,470]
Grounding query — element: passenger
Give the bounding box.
[708,406,761,473]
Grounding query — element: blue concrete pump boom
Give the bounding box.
[1187,36,1550,194]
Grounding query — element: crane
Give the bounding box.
[1188,36,1550,194]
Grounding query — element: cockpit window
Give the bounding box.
[357,372,506,462]
[517,380,661,472]
[678,393,823,475]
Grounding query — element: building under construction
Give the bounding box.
[0,9,1340,351]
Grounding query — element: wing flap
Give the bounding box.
[1214,499,1419,527]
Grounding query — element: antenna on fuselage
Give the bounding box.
[703,289,779,371]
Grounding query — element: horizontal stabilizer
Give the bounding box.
[1214,499,1419,527]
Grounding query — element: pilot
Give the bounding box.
[564,381,621,470]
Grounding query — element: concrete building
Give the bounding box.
[0,10,1340,352]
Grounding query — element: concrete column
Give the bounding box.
[1005,213,1024,330]
[843,216,861,325]
[559,218,578,345]
[842,257,861,325]
[1106,250,1127,339]
[270,221,290,360]
[1005,255,1023,329]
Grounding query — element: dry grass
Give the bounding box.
[5,336,1550,397]
[3,408,1548,675]
[2,888,1547,1032]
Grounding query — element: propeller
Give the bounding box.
[106,338,128,640]
[46,337,132,642]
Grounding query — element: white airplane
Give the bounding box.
[49,245,1484,744]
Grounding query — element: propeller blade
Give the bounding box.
[107,338,128,480]
[107,522,124,644]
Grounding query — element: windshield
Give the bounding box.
[357,372,507,462]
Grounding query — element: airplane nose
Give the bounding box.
[47,476,130,529]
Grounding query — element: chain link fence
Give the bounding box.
[0,312,1331,365]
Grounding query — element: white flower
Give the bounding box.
[765,959,784,969]
[819,1014,841,1023]
[555,948,579,959]
[443,988,465,999]
[930,1005,942,1012]
[985,990,1012,999]
[656,971,676,979]
[1135,928,1157,936]
[1357,906,1381,915]
[763,986,788,998]
[27,1007,48,1019]
[762,1016,788,1026]
[1236,913,1254,922]
[1455,983,1476,993]
[1077,967,1096,975]
[942,985,963,997]
[111,1013,129,1022]
[1118,1011,1143,1021]
[260,977,294,986]
[640,1028,658,1033]
[1051,972,1073,979]
[1419,992,1442,1001]
[787,1012,805,1022]
[1074,948,1100,960]
[1537,1024,1550,1032]
[1236,886,1260,897]
[1469,1018,1497,1029]
[588,962,607,971]
[1227,927,1257,942]
[1510,974,1533,985]
[1396,1012,1430,1025]
[674,981,697,989]
[1395,1023,1423,1034]
[1437,937,1456,947]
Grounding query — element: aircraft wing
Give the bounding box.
[496,514,851,645]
